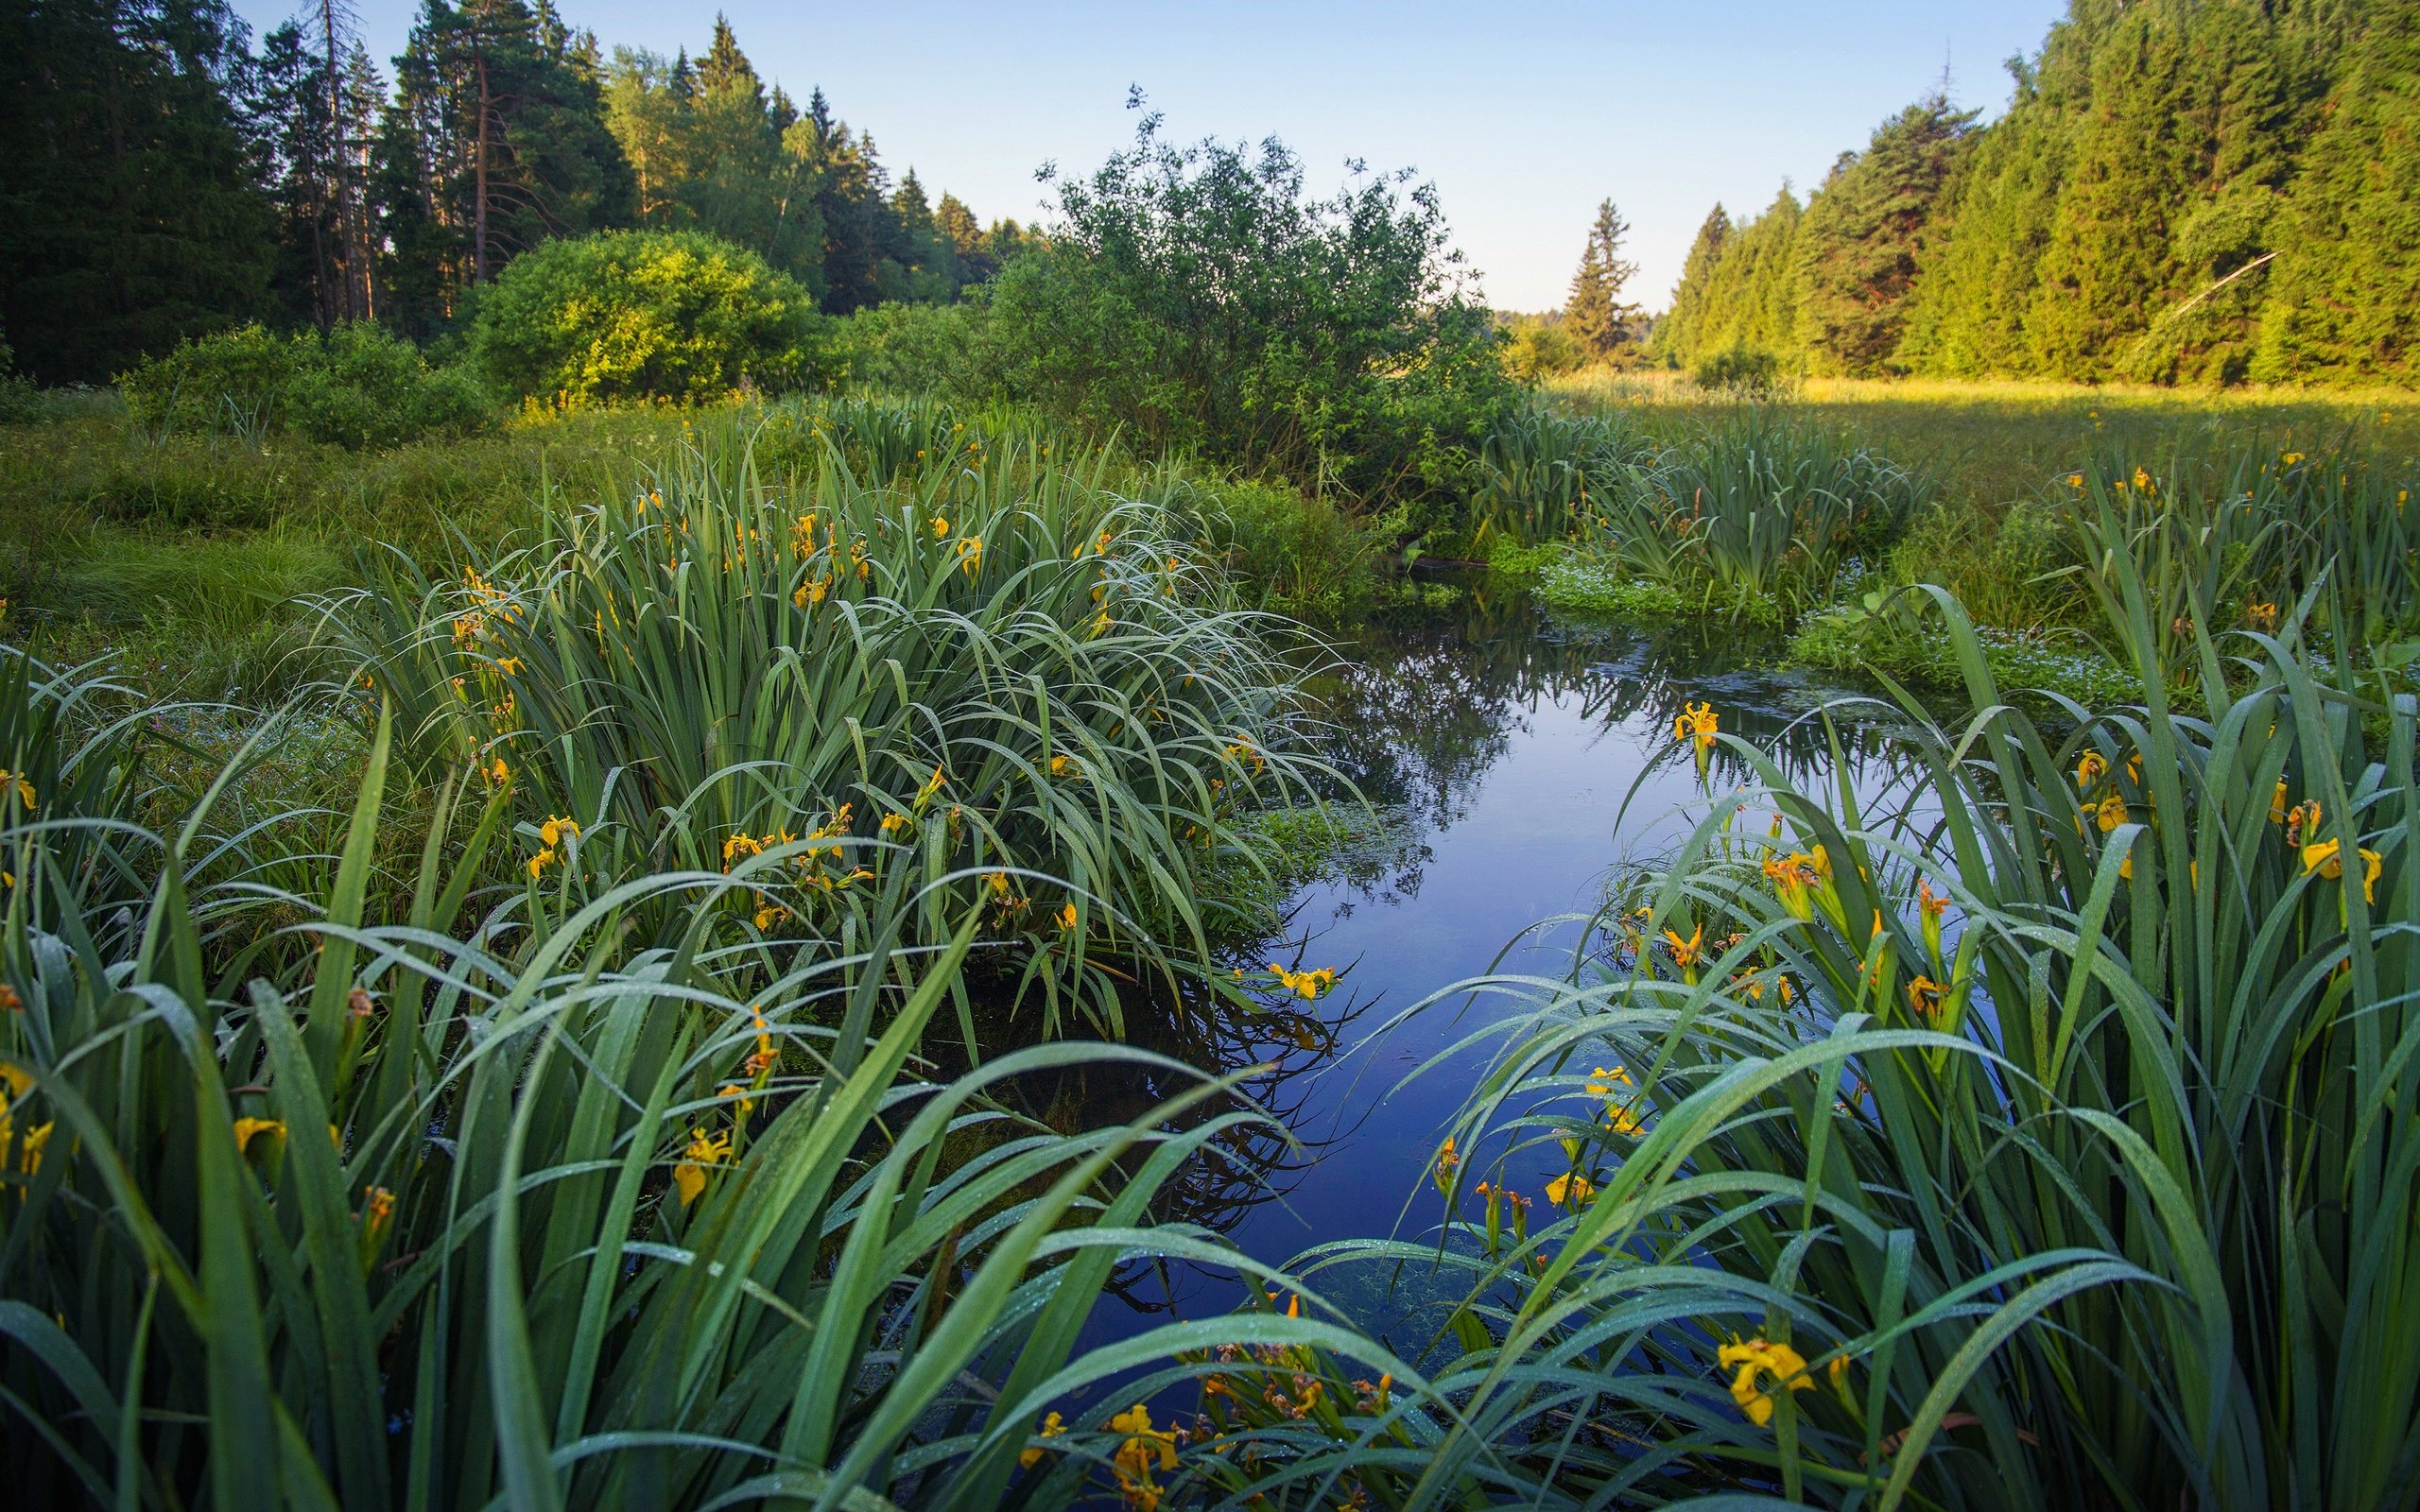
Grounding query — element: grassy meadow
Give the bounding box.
[7,343,2420,1509]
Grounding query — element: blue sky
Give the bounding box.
[239,1,2070,311]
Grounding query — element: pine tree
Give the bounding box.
[1794,94,1977,376]
[1564,199,1640,357]
[375,0,633,333]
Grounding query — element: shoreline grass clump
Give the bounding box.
[329,422,1344,1034]
[1208,566,2416,1508]
[0,700,1360,1510]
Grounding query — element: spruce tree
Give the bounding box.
[1654,204,1731,367]
[1564,199,1640,358]
[1794,94,1977,376]
[2255,0,2420,383]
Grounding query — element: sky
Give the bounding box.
[239,0,2071,313]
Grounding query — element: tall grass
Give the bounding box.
[327,421,1341,1035]
[1499,410,1934,621]
[1206,559,2417,1507]
[0,702,1378,1510]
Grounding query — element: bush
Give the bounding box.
[282,322,489,448]
[471,229,825,405]
[117,323,489,449]
[1691,342,1789,398]
[979,112,1515,517]
[1498,313,1589,383]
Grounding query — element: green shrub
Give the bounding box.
[978,113,1515,518]
[1692,342,1789,398]
[1498,313,1589,383]
[471,229,825,405]
[117,322,488,449]
[1175,473,1394,617]
[281,321,489,449]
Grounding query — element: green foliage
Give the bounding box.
[0,0,274,385]
[1470,404,1656,547]
[1222,576,2418,1509]
[1496,313,1589,384]
[1174,473,1397,617]
[2253,0,2420,385]
[1651,187,1804,370]
[1545,413,1932,619]
[373,0,636,338]
[1794,95,1977,376]
[470,230,823,404]
[118,323,489,450]
[1691,343,1789,399]
[980,109,1515,514]
[1665,0,2401,387]
[1562,199,1642,360]
[328,418,1338,1030]
[0,704,1311,1509]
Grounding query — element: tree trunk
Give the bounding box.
[474,46,491,284]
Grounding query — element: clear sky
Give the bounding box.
[237,0,2071,312]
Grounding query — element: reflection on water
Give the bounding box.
[1063,579,1910,1366]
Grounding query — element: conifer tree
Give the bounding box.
[1564,199,1640,357]
[1794,94,1976,376]
[374,0,632,335]
[1654,204,1731,366]
[0,0,276,382]
[2254,0,2420,383]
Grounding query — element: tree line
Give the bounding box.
[1654,0,2420,387]
[0,0,1027,385]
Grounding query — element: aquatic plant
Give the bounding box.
[1232,552,2417,1507]
[326,422,1341,1034]
[0,713,1360,1510]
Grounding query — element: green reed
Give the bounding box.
[0,700,1376,1510]
[1194,558,2415,1508]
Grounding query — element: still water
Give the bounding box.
[1068,578,1913,1364]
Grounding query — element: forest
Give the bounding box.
[1652,0,2420,386]
[2,1,2418,1509]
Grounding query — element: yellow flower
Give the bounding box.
[0,770,34,810]
[527,848,557,879]
[672,1125,732,1207]
[1108,1403,1178,1507]
[1018,1410,1065,1469]
[2283,451,2306,465]
[1671,701,1719,751]
[1906,974,1946,1020]
[233,1116,286,1159]
[539,815,579,848]
[2272,780,2290,824]
[1585,1065,1634,1098]
[1545,1171,1595,1208]
[2303,838,2385,902]
[1,1061,54,1177]
[1056,902,1079,932]
[2303,836,2343,879]
[931,516,950,539]
[1433,1135,1459,1191]
[1663,922,1703,969]
[2066,472,2084,489]
[2097,793,2129,833]
[1270,962,1338,1000]
[2133,466,2154,493]
[956,537,983,575]
[878,812,909,833]
[2076,749,2107,790]
[1718,1333,1814,1428]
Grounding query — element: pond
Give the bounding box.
[1063,576,1926,1370]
